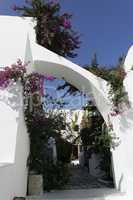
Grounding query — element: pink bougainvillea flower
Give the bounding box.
[0,59,27,89]
[63,19,71,29]
[0,60,55,97]
[44,74,55,81]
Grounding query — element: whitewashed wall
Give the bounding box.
[110,54,133,194]
[0,104,29,200]
[0,16,30,199]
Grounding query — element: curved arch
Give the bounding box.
[26,38,111,122]
[24,20,133,194]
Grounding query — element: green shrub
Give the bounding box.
[43,161,70,191]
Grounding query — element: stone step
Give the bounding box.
[26,188,126,200]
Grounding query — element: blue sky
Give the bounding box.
[1,0,133,67]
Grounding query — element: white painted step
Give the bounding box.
[26,188,126,200]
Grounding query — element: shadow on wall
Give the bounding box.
[0,81,22,118]
[118,173,124,191]
[119,108,133,133]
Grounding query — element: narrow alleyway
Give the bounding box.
[64,164,113,190]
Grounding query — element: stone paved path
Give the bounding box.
[63,165,113,190]
[27,164,116,199]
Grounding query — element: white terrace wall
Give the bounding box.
[0,83,29,200]
[0,16,133,199]
[0,17,30,200]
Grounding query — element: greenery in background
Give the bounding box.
[13,0,80,58]
[80,101,118,180]
[25,95,72,191]
[58,54,130,115]
[87,55,129,114]
[43,160,70,191]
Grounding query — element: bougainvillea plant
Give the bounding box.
[12,0,80,58]
[88,66,130,118]
[59,64,130,116]
[0,59,54,96]
[0,59,27,89]
[0,61,71,190]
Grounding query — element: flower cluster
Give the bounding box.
[24,73,55,97]
[13,0,80,58]
[110,109,123,117]
[0,59,27,89]
[0,60,55,97]
[24,73,45,98]
[60,13,72,29]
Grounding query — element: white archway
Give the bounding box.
[0,16,133,199]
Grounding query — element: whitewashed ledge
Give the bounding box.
[0,162,13,167]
